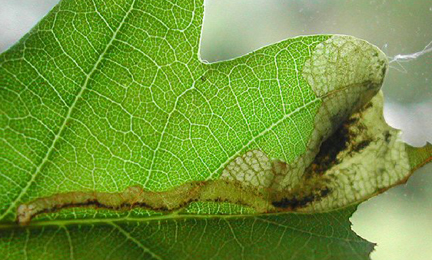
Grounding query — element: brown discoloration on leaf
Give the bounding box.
[305,125,349,176]
[352,140,371,153]
[17,182,204,225]
[303,109,372,178]
[272,187,331,210]
[17,180,275,225]
[305,106,375,177]
[17,93,432,225]
[16,168,334,225]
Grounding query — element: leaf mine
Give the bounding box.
[17,92,425,224]
[16,180,272,225]
[16,35,425,224]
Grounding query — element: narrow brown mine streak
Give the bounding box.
[16,180,270,225]
[17,178,334,225]
[16,182,205,226]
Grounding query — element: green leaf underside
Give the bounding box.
[0,206,375,260]
[0,0,328,220]
[1,0,431,259]
[406,143,432,171]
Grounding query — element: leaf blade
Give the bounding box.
[0,207,373,260]
[1,0,431,259]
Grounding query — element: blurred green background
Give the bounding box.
[1,0,431,259]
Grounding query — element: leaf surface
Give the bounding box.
[1,206,376,260]
[0,0,431,259]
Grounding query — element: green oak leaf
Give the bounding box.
[0,206,374,260]
[0,0,431,259]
